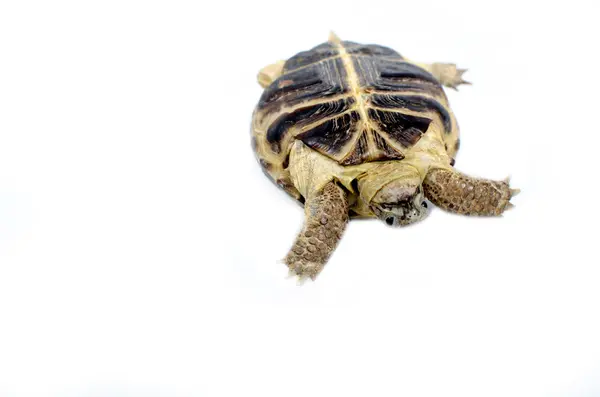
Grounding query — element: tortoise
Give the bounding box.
[251,33,519,281]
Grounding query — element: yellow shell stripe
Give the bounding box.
[328,32,378,160]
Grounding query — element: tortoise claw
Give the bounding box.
[284,263,316,285]
[452,69,471,89]
[432,63,472,90]
[286,268,296,279]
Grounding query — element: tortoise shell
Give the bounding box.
[252,38,459,200]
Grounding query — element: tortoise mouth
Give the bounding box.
[373,201,430,227]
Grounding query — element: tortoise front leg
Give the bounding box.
[285,181,349,281]
[423,168,520,216]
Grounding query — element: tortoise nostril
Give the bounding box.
[386,217,394,225]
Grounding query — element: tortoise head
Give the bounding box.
[370,181,430,227]
[357,163,430,227]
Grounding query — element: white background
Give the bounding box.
[1,1,599,396]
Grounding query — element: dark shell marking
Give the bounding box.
[368,109,432,147]
[266,97,355,153]
[343,42,403,58]
[258,60,348,114]
[369,94,451,132]
[356,57,444,98]
[283,42,340,72]
[298,111,361,157]
[256,40,453,167]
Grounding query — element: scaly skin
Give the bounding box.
[423,168,518,216]
[284,181,349,280]
[414,62,471,90]
[257,60,285,88]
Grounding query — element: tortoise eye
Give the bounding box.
[385,217,394,225]
[421,201,428,208]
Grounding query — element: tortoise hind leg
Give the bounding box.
[423,167,520,216]
[285,181,349,281]
[414,62,471,90]
[257,60,285,88]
